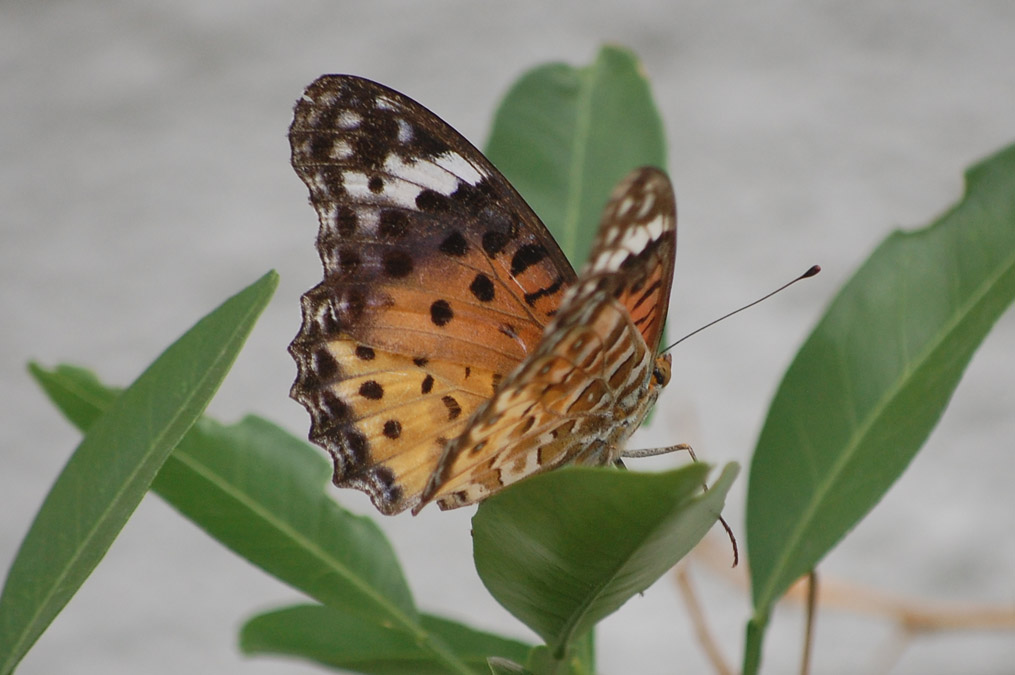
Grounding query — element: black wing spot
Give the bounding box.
[523,276,565,307]
[430,299,453,326]
[469,273,495,302]
[510,244,547,276]
[439,231,468,256]
[359,380,384,400]
[441,395,462,420]
[482,230,510,257]
[421,374,435,394]
[383,419,402,439]
[354,345,375,361]
[368,175,384,193]
[416,189,450,212]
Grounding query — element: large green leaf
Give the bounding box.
[744,143,1015,672]
[485,45,667,267]
[0,271,277,675]
[240,604,532,675]
[473,463,738,657]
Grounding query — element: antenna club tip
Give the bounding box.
[802,264,821,278]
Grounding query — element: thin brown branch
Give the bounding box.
[689,536,1015,633]
[674,563,734,675]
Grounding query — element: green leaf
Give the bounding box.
[240,604,532,675]
[485,45,667,267]
[27,365,417,628]
[473,463,738,656]
[0,271,277,675]
[744,143,1015,670]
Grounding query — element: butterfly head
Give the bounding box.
[652,352,672,388]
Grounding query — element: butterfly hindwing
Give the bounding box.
[418,168,677,511]
[582,166,677,353]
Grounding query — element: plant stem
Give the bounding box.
[742,613,767,675]
[800,570,818,675]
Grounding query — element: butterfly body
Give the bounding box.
[289,75,676,515]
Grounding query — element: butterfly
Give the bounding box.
[288,75,677,515]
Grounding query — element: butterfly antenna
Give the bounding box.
[661,265,820,354]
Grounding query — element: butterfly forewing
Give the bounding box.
[289,76,578,513]
[290,76,575,369]
[418,168,677,512]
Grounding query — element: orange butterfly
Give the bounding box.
[289,76,677,515]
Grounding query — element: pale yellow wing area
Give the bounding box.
[292,338,499,514]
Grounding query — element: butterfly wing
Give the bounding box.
[418,167,677,511]
[289,76,577,514]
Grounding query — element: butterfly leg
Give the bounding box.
[622,442,695,459]
[623,443,739,567]
[616,443,693,469]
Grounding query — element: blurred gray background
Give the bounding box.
[2,2,1013,673]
